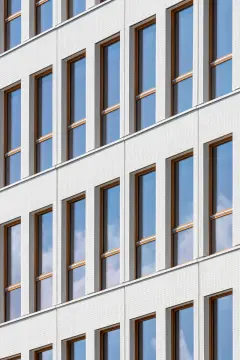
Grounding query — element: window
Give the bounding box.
[68,336,86,360]
[172,304,193,360]
[135,168,156,278]
[135,20,156,131]
[36,0,52,35]
[4,221,21,321]
[35,209,53,311]
[210,0,232,99]
[209,138,232,253]
[210,291,232,360]
[4,0,21,50]
[67,196,86,300]
[34,347,52,360]
[4,85,21,185]
[172,2,193,115]
[172,153,193,266]
[101,326,120,360]
[35,70,53,173]
[101,37,120,145]
[68,54,86,159]
[68,0,86,18]
[101,182,120,289]
[135,315,156,360]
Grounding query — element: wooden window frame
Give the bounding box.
[66,194,86,301]
[100,180,120,289]
[34,345,52,360]
[4,0,21,51]
[171,1,193,115]
[135,18,156,131]
[2,356,21,360]
[209,136,232,254]
[67,53,86,160]
[4,84,21,186]
[209,290,232,360]
[67,335,86,360]
[100,35,120,146]
[171,152,193,266]
[35,0,51,35]
[35,207,53,311]
[135,313,156,360]
[135,166,156,278]
[100,324,120,360]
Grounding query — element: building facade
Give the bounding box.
[0,0,238,359]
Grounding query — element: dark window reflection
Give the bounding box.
[102,253,120,289]
[136,93,155,131]
[212,214,232,253]
[38,73,52,137]
[37,138,52,172]
[38,211,53,275]
[173,228,193,266]
[70,57,86,123]
[6,151,21,185]
[102,328,120,360]
[7,0,21,16]
[38,349,53,360]
[137,317,156,360]
[6,16,21,50]
[102,109,120,145]
[36,0,52,34]
[173,77,192,115]
[69,124,86,159]
[6,287,21,321]
[137,241,155,278]
[37,276,52,311]
[69,266,85,300]
[174,306,193,360]
[70,338,86,360]
[68,0,86,17]
[211,60,232,100]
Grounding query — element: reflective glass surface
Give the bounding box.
[7,87,21,150]
[136,93,155,131]
[69,266,85,300]
[173,228,193,266]
[102,109,120,145]
[37,138,52,172]
[173,77,192,115]
[70,57,86,123]
[7,0,21,15]
[137,241,155,278]
[102,253,120,289]
[69,124,86,159]
[69,0,86,17]
[36,0,52,34]
[38,349,52,360]
[138,23,156,93]
[37,276,52,310]
[137,317,156,360]
[213,0,232,59]
[38,211,53,275]
[212,141,232,213]
[6,288,21,321]
[212,60,232,99]
[103,184,120,252]
[103,328,120,360]
[212,214,232,253]
[103,40,120,108]
[6,152,21,185]
[174,306,193,360]
[7,223,21,285]
[37,73,52,137]
[6,16,21,50]
[138,171,156,239]
[70,338,86,360]
[70,198,85,263]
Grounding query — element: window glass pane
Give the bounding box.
[103,328,120,360]
[38,211,53,275]
[38,349,52,360]
[213,0,232,59]
[37,276,52,310]
[69,266,85,300]
[173,228,193,266]
[38,73,52,137]
[212,140,232,213]
[70,199,85,263]
[175,307,193,360]
[136,93,155,131]
[6,288,21,321]
[6,16,21,50]
[175,5,193,77]
[6,152,21,185]
[212,214,232,253]
[138,23,156,93]
[7,88,21,151]
[69,0,86,17]
[212,60,232,99]
[137,241,155,278]
[7,223,21,285]
[103,41,120,109]
[69,124,86,159]
[137,317,156,360]
[103,185,120,252]
[7,0,21,15]
[37,138,52,172]
[174,156,193,226]
[213,294,232,360]
[138,171,156,239]
[70,57,86,123]
[173,77,192,115]
[102,109,120,145]
[102,253,120,289]
[70,339,86,360]
[36,0,52,34]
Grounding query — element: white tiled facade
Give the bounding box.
[0,0,240,359]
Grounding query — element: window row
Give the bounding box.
[2,134,232,322]
[3,290,233,360]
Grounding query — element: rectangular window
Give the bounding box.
[101,326,120,360]
[36,0,52,35]
[68,54,86,159]
[172,153,193,266]
[135,20,156,131]
[172,304,194,360]
[210,291,232,360]
[4,221,21,321]
[210,138,232,253]
[35,70,53,173]
[67,196,86,300]
[210,0,232,99]
[4,0,21,50]
[68,0,86,18]
[35,209,53,311]
[135,168,156,278]
[101,182,120,289]
[101,37,120,145]
[68,336,86,360]
[35,347,52,360]
[5,85,21,185]
[135,315,156,360]
[172,2,193,115]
